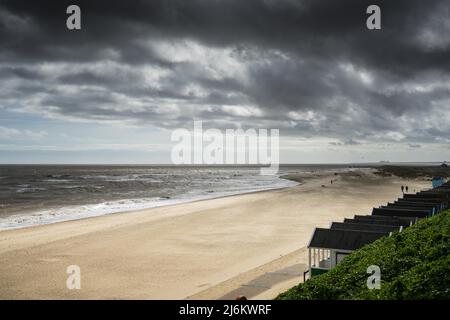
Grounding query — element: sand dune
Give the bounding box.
[0,169,430,299]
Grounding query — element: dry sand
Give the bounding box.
[0,169,430,299]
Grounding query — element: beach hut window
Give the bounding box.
[336,252,348,264]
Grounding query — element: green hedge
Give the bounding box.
[277,210,450,300]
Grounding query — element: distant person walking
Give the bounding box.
[401,185,404,194]
[331,180,333,185]
[405,185,409,193]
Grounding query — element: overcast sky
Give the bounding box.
[0,0,449,164]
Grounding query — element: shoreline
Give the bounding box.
[0,176,299,232]
[2,164,443,232]
[0,169,431,299]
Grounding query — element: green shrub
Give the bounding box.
[277,210,450,300]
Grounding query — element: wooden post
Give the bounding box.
[308,248,311,268]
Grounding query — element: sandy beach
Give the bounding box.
[0,169,430,300]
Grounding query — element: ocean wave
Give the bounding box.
[104,178,163,183]
[80,174,164,183]
[0,178,298,231]
[57,185,87,189]
[16,186,47,193]
[43,179,73,183]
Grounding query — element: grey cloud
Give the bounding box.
[0,0,449,146]
[329,138,361,146]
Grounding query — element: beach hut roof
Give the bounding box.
[383,204,435,210]
[353,215,414,224]
[345,217,409,227]
[372,207,429,218]
[308,228,387,251]
[331,222,400,233]
[399,197,444,203]
[396,199,442,205]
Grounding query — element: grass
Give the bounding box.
[375,165,450,179]
[277,210,450,300]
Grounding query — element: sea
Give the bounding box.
[0,164,361,230]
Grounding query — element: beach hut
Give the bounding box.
[307,228,387,278]
[403,193,448,208]
[383,202,439,215]
[432,177,445,188]
[346,215,413,227]
[330,222,400,233]
[395,199,443,210]
[372,207,430,218]
[420,189,450,197]
[397,197,446,211]
[303,179,450,282]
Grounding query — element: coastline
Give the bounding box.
[0,175,298,231]
[0,168,431,299]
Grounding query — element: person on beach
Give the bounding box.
[401,185,404,193]
[405,185,409,193]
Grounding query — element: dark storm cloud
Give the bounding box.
[1,0,448,66]
[1,0,447,70]
[0,0,449,144]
